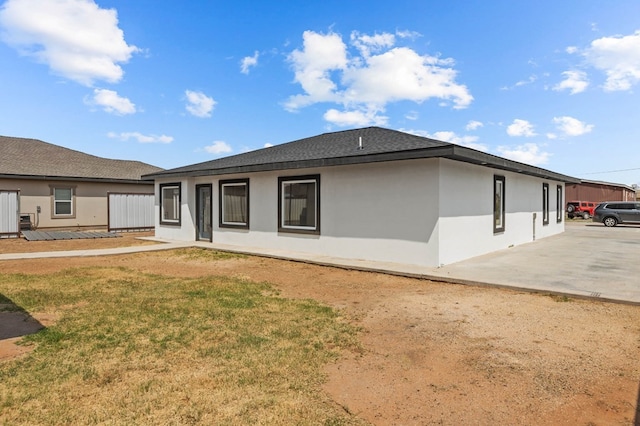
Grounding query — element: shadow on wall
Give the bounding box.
[0,294,44,340]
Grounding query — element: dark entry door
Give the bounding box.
[196,185,212,241]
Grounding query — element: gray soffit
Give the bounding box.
[0,135,163,181]
[145,127,580,183]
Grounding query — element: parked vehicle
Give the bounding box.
[592,201,640,227]
[566,200,597,219]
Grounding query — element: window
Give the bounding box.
[219,179,249,228]
[160,183,181,225]
[542,183,549,225]
[52,186,75,218]
[556,185,563,223]
[493,175,505,233]
[278,175,320,234]
[609,203,634,210]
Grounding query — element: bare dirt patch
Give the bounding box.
[1,240,639,425]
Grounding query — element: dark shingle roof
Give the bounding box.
[145,126,579,183]
[0,136,163,182]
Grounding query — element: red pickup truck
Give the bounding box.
[566,201,598,219]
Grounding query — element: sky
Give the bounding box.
[1,1,639,185]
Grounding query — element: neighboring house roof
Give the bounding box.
[0,136,163,183]
[145,127,579,183]
[575,179,636,192]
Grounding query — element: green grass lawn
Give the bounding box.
[0,254,362,425]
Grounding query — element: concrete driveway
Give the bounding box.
[425,220,640,304]
[191,219,640,305]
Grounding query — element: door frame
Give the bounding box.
[195,184,213,242]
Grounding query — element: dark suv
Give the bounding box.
[592,201,640,227]
[566,201,597,219]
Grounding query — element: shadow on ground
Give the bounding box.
[635,380,640,426]
[0,294,44,340]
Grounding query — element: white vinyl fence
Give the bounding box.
[0,190,20,238]
[107,192,155,232]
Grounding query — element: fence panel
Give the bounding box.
[0,190,19,238]
[107,192,155,232]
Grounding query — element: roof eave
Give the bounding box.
[446,145,580,183]
[145,144,580,184]
[144,146,455,180]
[0,173,155,184]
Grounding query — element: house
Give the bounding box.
[0,136,162,235]
[145,127,579,268]
[565,179,637,203]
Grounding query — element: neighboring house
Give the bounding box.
[0,136,162,233]
[565,179,637,203]
[145,127,578,268]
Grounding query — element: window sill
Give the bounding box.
[278,227,320,236]
[220,223,249,230]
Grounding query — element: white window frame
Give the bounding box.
[51,186,76,218]
[494,175,505,234]
[220,179,249,228]
[278,175,320,234]
[160,183,181,225]
[542,183,550,226]
[556,185,563,223]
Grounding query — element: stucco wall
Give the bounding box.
[154,158,566,267]
[437,159,565,265]
[156,159,441,266]
[0,178,154,229]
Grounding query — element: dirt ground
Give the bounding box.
[1,234,639,425]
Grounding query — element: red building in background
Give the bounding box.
[565,179,637,203]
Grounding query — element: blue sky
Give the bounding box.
[1,1,640,185]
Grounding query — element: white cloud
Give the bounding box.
[429,131,488,152]
[342,47,472,107]
[204,141,232,154]
[553,116,594,136]
[584,30,640,91]
[0,0,138,86]
[264,143,273,148]
[465,120,483,131]
[108,132,173,144]
[507,119,536,137]
[323,108,388,127]
[89,88,135,115]
[395,30,421,40]
[405,110,419,121]
[496,143,550,165]
[350,31,395,57]
[501,75,537,91]
[185,90,215,118]
[285,31,348,110]
[515,75,537,87]
[285,30,472,126]
[240,51,259,74]
[553,70,589,94]
[402,128,488,152]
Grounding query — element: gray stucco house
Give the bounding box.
[146,127,578,267]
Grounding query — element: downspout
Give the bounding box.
[532,212,536,241]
